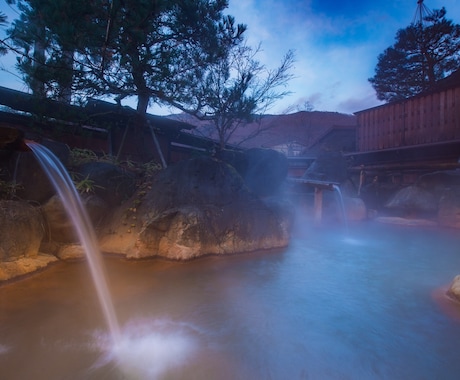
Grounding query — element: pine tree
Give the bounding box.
[179,43,295,148]
[369,7,460,102]
[7,0,245,115]
[8,0,102,102]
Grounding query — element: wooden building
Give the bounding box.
[349,70,460,184]
[0,86,237,166]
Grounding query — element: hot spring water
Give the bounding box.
[1,145,460,379]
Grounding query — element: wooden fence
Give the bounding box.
[355,84,460,152]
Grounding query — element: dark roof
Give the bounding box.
[0,86,242,152]
[0,86,194,133]
[84,99,194,132]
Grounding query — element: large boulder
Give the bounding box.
[383,171,460,225]
[384,185,438,216]
[100,156,293,259]
[0,200,45,261]
[447,275,460,303]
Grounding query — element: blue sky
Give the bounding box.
[1,0,460,115]
[227,0,460,114]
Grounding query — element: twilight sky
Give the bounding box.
[1,0,460,115]
[227,0,460,114]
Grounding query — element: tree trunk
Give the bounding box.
[32,39,46,97]
[58,48,74,104]
[136,93,149,115]
[31,16,46,97]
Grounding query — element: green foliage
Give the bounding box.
[185,44,295,148]
[142,160,162,176]
[7,0,102,101]
[6,0,246,114]
[0,180,23,200]
[5,0,292,147]
[369,7,460,102]
[71,174,102,194]
[0,12,8,56]
[68,147,161,195]
[68,148,99,166]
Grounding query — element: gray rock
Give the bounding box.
[0,200,45,261]
[385,185,438,214]
[447,274,460,303]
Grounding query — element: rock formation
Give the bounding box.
[0,200,56,281]
[382,170,460,225]
[100,156,294,259]
[447,275,460,303]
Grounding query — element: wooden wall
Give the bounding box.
[356,86,460,152]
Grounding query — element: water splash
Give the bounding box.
[332,184,348,234]
[27,142,121,344]
[92,319,196,379]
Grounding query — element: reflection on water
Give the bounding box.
[1,220,460,379]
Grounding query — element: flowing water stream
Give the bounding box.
[333,184,348,233]
[26,142,122,344]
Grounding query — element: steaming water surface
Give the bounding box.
[1,221,460,379]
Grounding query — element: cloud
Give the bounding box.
[337,91,382,114]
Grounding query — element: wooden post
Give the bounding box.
[148,123,167,169]
[314,187,323,225]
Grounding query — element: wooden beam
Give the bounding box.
[313,187,323,225]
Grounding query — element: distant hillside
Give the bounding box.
[167,111,357,150]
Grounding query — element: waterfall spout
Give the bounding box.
[27,142,121,345]
[0,126,30,151]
